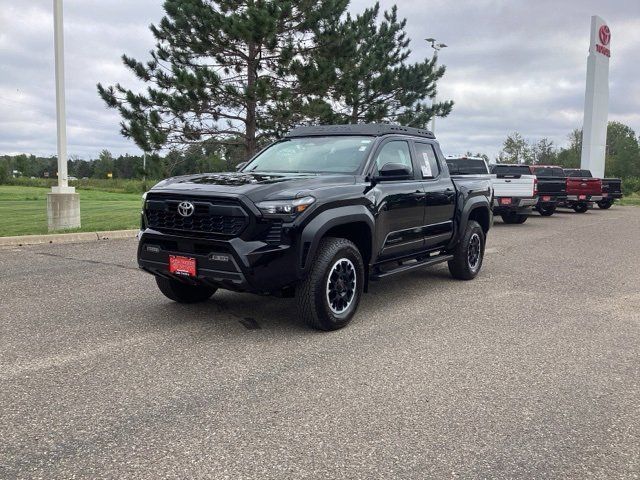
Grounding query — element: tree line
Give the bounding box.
[0,143,241,182]
[497,121,640,179]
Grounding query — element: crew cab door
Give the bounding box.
[370,138,426,259]
[412,141,456,248]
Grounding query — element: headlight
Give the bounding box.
[256,196,315,218]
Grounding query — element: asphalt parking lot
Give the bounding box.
[1,207,639,479]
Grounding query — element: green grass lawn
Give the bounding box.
[619,193,640,206]
[0,186,141,237]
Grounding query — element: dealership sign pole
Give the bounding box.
[48,0,81,231]
[580,15,611,179]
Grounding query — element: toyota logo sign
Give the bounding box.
[177,201,195,217]
[599,25,611,46]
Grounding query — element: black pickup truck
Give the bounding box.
[600,178,623,209]
[138,124,493,330]
[527,165,567,216]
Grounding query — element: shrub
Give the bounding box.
[622,177,640,195]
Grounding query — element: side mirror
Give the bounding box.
[375,162,412,180]
[236,162,248,171]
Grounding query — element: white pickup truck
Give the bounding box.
[445,157,537,224]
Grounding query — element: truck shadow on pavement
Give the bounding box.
[139,267,450,334]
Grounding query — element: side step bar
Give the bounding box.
[370,254,454,280]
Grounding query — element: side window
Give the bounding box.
[375,141,413,175]
[414,142,440,179]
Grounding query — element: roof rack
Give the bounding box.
[286,123,435,139]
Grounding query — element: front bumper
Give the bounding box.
[137,229,300,294]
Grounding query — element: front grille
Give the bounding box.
[145,195,248,236]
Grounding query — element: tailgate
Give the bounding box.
[492,176,535,197]
[567,178,602,195]
[602,178,622,195]
[536,178,567,196]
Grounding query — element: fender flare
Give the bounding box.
[298,205,375,273]
[449,197,491,249]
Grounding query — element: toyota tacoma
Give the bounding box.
[138,124,493,330]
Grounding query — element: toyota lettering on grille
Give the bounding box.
[177,201,195,217]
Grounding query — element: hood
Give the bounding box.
[149,172,357,202]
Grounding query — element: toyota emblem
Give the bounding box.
[599,25,611,46]
[177,201,195,217]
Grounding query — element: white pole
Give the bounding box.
[48,0,79,231]
[53,0,72,193]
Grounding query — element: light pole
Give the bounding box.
[48,0,80,231]
[425,38,447,134]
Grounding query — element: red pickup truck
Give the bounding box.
[560,169,603,213]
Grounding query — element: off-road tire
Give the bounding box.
[538,206,556,216]
[448,220,485,280]
[297,238,364,331]
[597,200,612,209]
[573,203,589,213]
[156,276,216,303]
[501,213,528,224]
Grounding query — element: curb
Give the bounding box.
[0,229,138,247]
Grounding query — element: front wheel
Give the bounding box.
[155,276,216,303]
[297,238,364,331]
[448,220,485,280]
[501,213,528,224]
[597,200,613,209]
[573,203,589,213]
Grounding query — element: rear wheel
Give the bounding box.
[448,220,485,280]
[597,200,613,209]
[573,203,589,213]
[155,276,216,303]
[538,206,556,216]
[501,212,528,224]
[297,238,364,331]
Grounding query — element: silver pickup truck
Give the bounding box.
[445,157,537,224]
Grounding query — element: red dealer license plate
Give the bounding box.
[578,195,587,200]
[169,255,196,277]
[499,198,512,205]
[542,196,551,202]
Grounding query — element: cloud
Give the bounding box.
[0,0,638,159]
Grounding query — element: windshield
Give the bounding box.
[243,136,374,174]
[533,167,565,177]
[490,165,531,175]
[445,158,488,175]
[565,169,593,178]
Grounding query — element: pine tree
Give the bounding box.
[97,0,347,159]
[306,3,452,127]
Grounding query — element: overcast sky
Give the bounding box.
[0,0,638,160]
